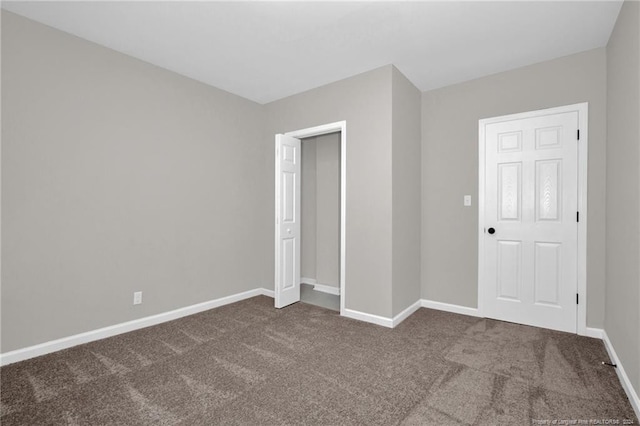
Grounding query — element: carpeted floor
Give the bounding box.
[1,296,637,425]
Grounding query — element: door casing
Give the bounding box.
[275,121,347,314]
[478,103,589,335]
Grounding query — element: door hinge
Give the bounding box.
[577,129,580,140]
[577,211,579,222]
[576,293,579,305]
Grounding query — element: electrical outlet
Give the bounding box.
[133,291,143,305]
[464,195,472,206]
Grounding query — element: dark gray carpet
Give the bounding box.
[1,296,637,425]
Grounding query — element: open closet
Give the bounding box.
[299,132,341,311]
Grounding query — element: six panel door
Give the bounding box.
[483,111,579,333]
[275,134,302,308]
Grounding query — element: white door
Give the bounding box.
[482,111,579,333]
[274,134,301,308]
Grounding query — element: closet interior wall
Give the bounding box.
[301,133,341,291]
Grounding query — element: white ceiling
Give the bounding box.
[2,1,623,104]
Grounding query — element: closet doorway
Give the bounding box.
[274,121,346,314]
[300,132,341,311]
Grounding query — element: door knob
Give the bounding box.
[488,227,496,235]
[287,229,292,234]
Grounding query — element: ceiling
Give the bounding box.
[2,1,623,104]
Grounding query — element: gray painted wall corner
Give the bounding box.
[605,0,640,398]
[391,66,422,316]
[265,65,394,318]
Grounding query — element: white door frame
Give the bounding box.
[275,121,347,315]
[478,103,588,335]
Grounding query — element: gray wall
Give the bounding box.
[301,141,317,280]
[314,133,341,288]
[1,12,267,352]
[421,48,607,328]
[391,68,422,316]
[266,66,394,317]
[605,0,640,397]
[301,133,340,288]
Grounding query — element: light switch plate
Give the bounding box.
[464,195,472,206]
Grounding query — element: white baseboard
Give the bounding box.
[301,277,340,296]
[341,300,422,329]
[391,300,422,327]
[584,327,604,339]
[313,283,340,296]
[0,287,274,366]
[420,299,481,317]
[342,298,478,329]
[260,287,274,298]
[342,308,393,328]
[601,330,640,420]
